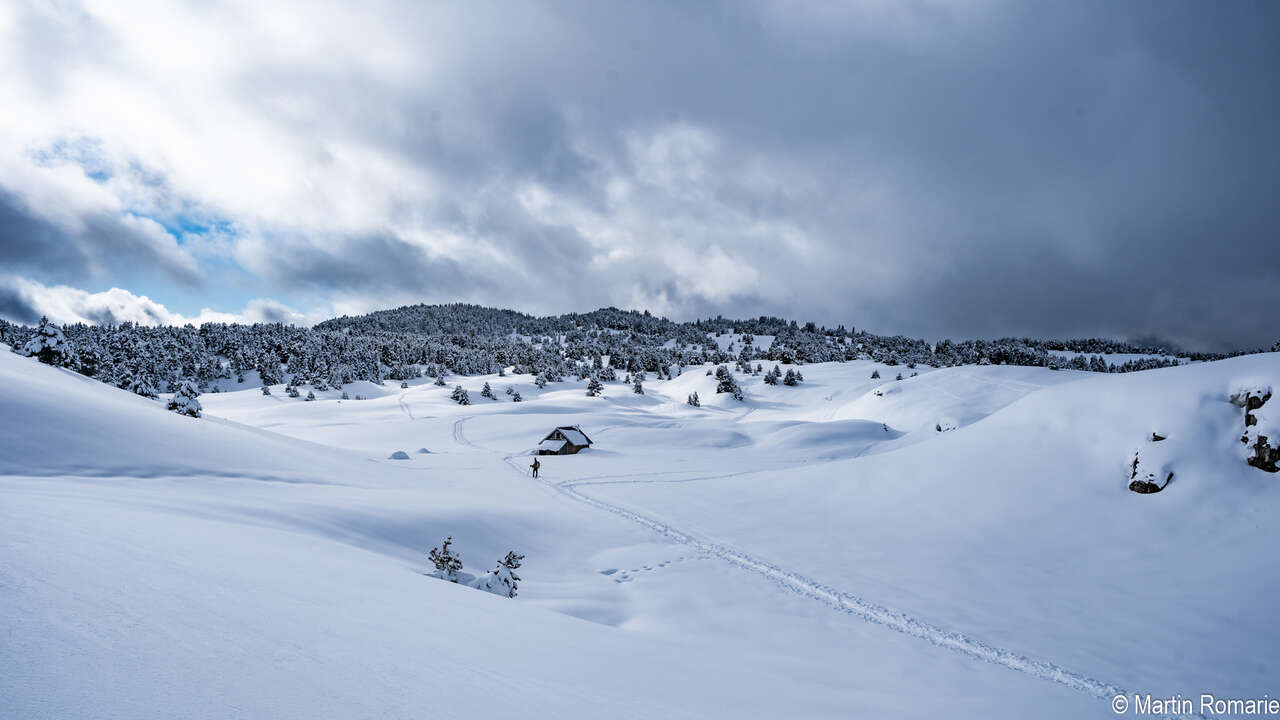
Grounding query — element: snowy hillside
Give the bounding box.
[3,347,1278,719]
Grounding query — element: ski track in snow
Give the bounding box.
[397,392,414,420]
[451,415,1201,719]
[452,416,475,447]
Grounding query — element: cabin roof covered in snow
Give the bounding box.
[553,426,591,446]
[538,438,567,452]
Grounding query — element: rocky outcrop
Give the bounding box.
[1129,472,1172,494]
[1234,387,1277,473]
[1129,444,1173,494]
[1248,435,1278,473]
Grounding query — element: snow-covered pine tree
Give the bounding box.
[512,391,523,402]
[428,537,463,582]
[128,374,158,399]
[167,380,202,417]
[783,369,799,386]
[22,316,75,367]
[535,374,547,389]
[714,365,742,400]
[257,360,281,387]
[586,377,603,397]
[505,385,514,396]
[473,551,523,598]
[871,369,880,379]
[306,390,316,401]
[451,385,471,405]
[480,381,495,399]
[763,368,778,385]
[434,374,446,386]
[632,377,644,394]
[895,373,903,381]
[687,391,700,407]
[261,385,271,395]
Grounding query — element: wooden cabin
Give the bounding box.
[538,425,593,455]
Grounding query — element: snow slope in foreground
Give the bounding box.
[3,351,1278,719]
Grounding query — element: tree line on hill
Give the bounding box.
[2,304,1270,400]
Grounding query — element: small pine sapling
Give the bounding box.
[451,385,471,405]
[428,537,463,582]
[475,551,524,598]
[167,380,202,418]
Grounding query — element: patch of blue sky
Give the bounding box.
[155,214,236,243]
[30,136,113,183]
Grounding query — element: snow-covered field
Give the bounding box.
[3,349,1278,719]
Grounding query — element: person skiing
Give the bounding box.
[530,457,541,478]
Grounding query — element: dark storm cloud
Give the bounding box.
[0,280,40,325]
[0,189,201,287]
[243,232,495,297]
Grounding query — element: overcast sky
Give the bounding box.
[1,1,1277,350]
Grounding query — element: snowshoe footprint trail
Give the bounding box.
[458,416,1197,718]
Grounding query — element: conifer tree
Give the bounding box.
[714,365,742,399]
[22,316,75,367]
[451,385,471,405]
[167,380,202,417]
[428,537,463,582]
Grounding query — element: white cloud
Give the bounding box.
[0,276,316,327]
